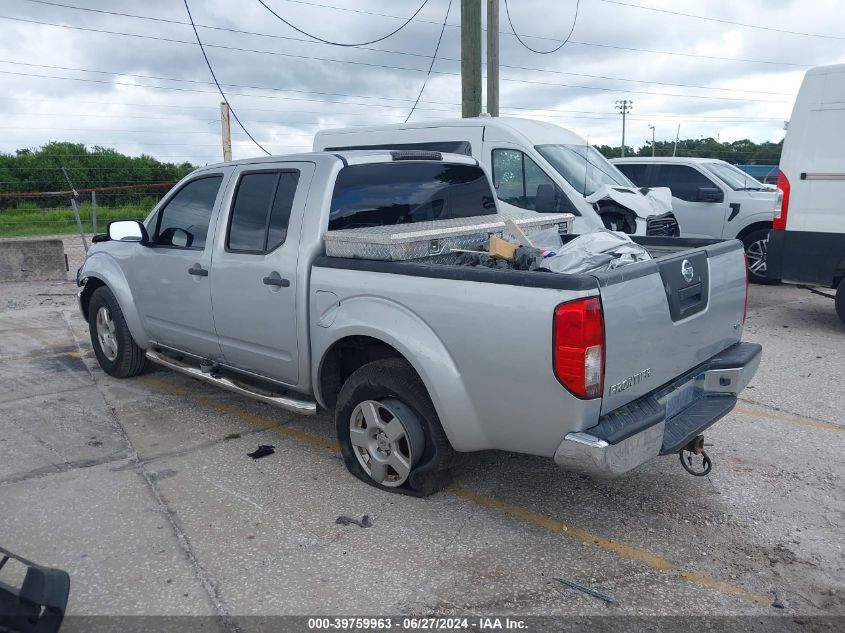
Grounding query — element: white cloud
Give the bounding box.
[0,0,843,166]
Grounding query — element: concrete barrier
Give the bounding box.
[0,239,67,282]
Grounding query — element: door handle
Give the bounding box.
[263,275,290,287]
[188,264,208,277]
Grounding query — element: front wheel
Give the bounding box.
[743,228,778,285]
[88,286,148,378]
[335,359,457,496]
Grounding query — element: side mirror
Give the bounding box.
[107,220,148,243]
[696,187,724,203]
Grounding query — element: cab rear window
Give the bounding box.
[329,162,496,231]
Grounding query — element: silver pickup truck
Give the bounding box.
[77,151,761,496]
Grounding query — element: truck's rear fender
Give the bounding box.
[78,252,149,346]
[311,294,485,452]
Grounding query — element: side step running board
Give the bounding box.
[145,350,317,416]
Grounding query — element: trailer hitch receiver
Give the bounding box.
[679,435,712,476]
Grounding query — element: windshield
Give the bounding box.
[705,162,767,191]
[535,144,634,196]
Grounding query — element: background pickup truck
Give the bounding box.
[77,150,761,496]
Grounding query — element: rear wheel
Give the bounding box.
[743,228,778,285]
[335,359,456,496]
[88,286,148,378]
[836,278,845,326]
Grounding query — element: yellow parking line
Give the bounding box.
[734,404,844,432]
[446,485,770,606]
[141,376,338,452]
[140,373,771,607]
[1,350,81,362]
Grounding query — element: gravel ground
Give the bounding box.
[0,279,842,629]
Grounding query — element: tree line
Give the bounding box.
[0,142,197,209]
[595,137,783,164]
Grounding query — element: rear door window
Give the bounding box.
[651,165,718,202]
[329,162,496,231]
[614,163,650,187]
[227,170,301,253]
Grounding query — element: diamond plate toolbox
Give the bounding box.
[323,213,573,261]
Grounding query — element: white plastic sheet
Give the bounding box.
[542,230,651,275]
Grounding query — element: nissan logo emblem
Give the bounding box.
[681,259,695,283]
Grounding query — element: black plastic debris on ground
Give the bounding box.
[336,515,373,528]
[553,577,618,605]
[247,445,275,459]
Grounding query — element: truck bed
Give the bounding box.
[316,235,735,291]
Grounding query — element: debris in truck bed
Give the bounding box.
[442,230,650,275]
[488,235,518,260]
[542,230,651,275]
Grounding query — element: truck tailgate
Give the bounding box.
[596,239,747,415]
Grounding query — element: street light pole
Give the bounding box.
[615,100,632,157]
[648,124,655,156]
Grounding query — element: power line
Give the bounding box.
[182,0,270,156]
[11,1,813,69]
[255,0,430,47]
[0,53,796,98]
[0,18,794,105]
[504,0,579,54]
[598,0,845,41]
[3,63,791,108]
[10,2,804,92]
[406,0,452,123]
[0,59,424,103]
[0,96,787,121]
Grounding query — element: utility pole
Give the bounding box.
[648,124,655,156]
[615,100,632,157]
[220,101,232,161]
[461,0,482,118]
[486,0,499,117]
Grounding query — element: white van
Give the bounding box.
[768,64,845,324]
[314,117,680,237]
[611,157,779,284]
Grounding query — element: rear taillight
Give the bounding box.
[774,170,790,230]
[553,297,604,399]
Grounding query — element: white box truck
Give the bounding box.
[767,64,845,324]
[314,117,680,237]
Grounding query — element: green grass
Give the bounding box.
[0,200,155,238]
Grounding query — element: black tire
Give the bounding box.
[743,228,779,285]
[836,278,845,326]
[88,286,148,378]
[335,358,457,497]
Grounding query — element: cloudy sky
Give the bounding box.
[2,0,844,167]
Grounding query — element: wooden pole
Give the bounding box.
[461,0,482,118]
[486,0,499,117]
[221,101,232,161]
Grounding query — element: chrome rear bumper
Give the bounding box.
[554,342,762,478]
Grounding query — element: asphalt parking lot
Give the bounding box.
[0,279,843,622]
